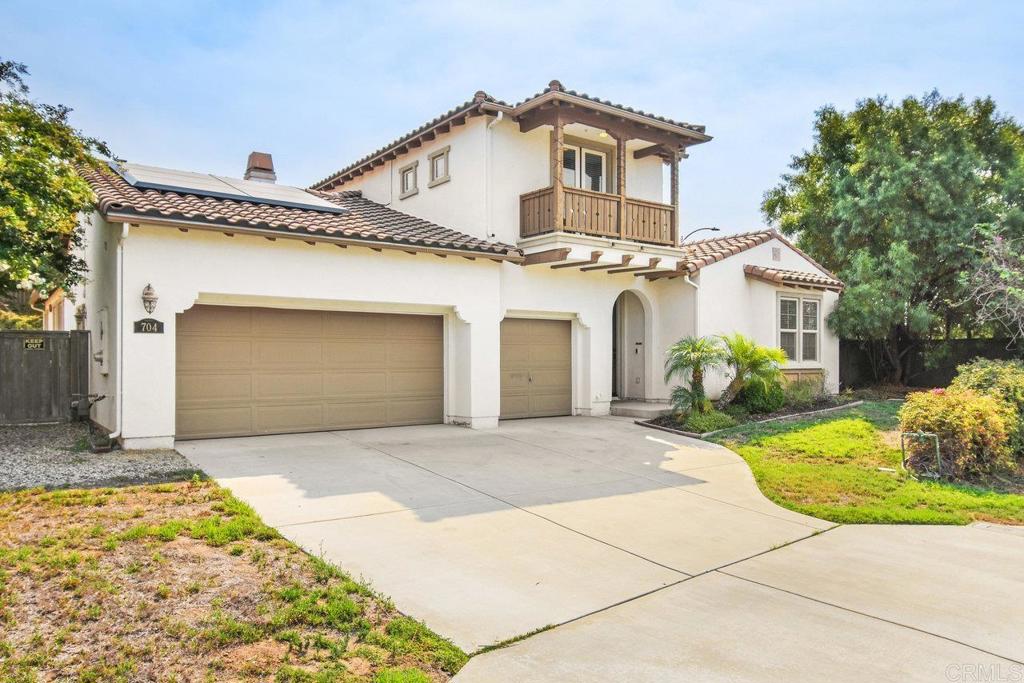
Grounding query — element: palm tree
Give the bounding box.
[716,333,787,409]
[664,336,727,415]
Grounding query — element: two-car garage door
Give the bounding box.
[176,305,444,439]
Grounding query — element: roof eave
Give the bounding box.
[101,209,524,263]
[509,91,712,145]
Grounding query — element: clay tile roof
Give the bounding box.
[80,164,520,259]
[521,80,706,134]
[744,264,845,291]
[311,81,709,191]
[311,94,502,191]
[679,228,840,282]
[679,229,777,271]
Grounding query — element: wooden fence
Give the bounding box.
[0,331,90,425]
[840,338,1023,388]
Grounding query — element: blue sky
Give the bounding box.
[4,0,1022,234]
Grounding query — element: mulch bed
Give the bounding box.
[645,397,862,436]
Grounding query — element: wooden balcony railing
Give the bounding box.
[520,186,677,246]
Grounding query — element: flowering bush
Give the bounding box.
[898,389,1014,477]
[949,358,1024,457]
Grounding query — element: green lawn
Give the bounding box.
[709,400,1024,525]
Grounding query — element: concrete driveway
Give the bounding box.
[180,417,1024,681]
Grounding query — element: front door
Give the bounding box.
[614,292,646,400]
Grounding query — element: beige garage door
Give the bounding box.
[500,318,572,419]
[176,305,443,439]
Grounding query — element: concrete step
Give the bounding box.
[609,400,672,419]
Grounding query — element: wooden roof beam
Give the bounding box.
[580,254,633,272]
[550,250,603,269]
[523,247,572,266]
[608,257,661,274]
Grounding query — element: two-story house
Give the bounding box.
[52,81,842,448]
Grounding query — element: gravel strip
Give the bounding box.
[0,423,201,491]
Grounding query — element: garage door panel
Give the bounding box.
[178,306,252,336]
[176,306,443,439]
[177,406,253,438]
[387,398,444,424]
[253,373,324,400]
[253,308,324,337]
[177,373,252,403]
[254,340,323,365]
[322,341,389,367]
[323,312,388,338]
[389,369,444,394]
[324,401,390,429]
[177,339,253,368]
[530,393,572,416]
[255,403,325,432]
[529,369,571,388]
[322,371,389,396]
[388,315,443,338]
[387,340,443,367]
[500,318,571,419]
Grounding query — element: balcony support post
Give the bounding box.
[614,133,627,240]
[550,110,565,231]
[669,151,681,245]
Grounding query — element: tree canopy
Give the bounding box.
[763,91,1024,381]
[0,59,107,304]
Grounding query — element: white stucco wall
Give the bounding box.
[87,219,711,447]
[340,117,490,241]
[70,211,120,432]
[337,115,669,248]
[695,238,841,396]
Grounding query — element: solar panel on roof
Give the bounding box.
[114,162,348,214]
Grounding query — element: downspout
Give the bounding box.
[485,111,503,240]
[108,222,129,442]
[684,273,699,338]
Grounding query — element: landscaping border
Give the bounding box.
[635,400,866,440]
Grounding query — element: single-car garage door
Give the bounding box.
[176,305,443,439]
[500,318,571,419]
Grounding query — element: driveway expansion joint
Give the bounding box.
[716,569,1024,666]
[335,430,695,578]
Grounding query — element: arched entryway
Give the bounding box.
[612,290,647,400]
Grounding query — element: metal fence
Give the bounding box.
[0,331,90,425]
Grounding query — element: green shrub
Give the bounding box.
[0,310,40,330]
[950,358,1024,456]
[680,410,737,434]
[738,380,785,414]
[898,389,1014,477]
[784,378,821,410]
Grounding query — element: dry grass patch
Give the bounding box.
[0,478,464,682]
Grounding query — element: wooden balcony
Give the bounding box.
[520,186,677,246]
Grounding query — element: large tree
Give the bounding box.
[0,59,107,310]
[763,91,1024,382]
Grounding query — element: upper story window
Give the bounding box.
[428,146,450,188]
[563,145,607,193]
[399,160,418,199]
[779,295,820,362]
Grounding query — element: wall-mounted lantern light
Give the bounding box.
[141,284,158,314]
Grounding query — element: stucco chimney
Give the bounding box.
[244,151,276,183]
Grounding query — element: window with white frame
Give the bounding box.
[562,145,607,193]
[399,161,418,199]
[428,146,450,187]
[779,295,820,362]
